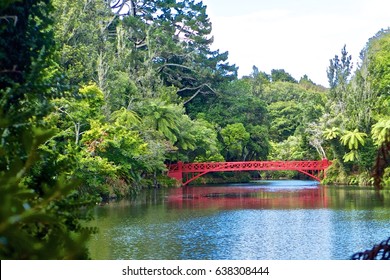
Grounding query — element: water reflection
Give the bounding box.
[88,181,390,260]
[167,180,390,210]
[169,180,326,210]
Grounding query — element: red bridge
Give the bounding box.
[167,159,332,186]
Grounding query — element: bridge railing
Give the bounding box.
[167,159,332,186]
[179,159,331,172]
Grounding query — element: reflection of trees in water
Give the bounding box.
[168,185,328,210]
[167,185,390,210]
[327,187,390,209]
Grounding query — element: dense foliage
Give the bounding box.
[1,0,389,259]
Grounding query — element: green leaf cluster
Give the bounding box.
[317,30,390,186]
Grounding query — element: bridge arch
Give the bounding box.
[167,160,332,186]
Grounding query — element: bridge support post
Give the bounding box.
[167,161,183,185]
[322,158,331,180]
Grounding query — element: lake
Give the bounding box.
[88,180,390,260]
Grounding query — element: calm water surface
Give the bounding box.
[88,180,390,260]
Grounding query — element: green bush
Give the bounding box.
[382,167,390,188]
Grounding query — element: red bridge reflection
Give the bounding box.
[167,183,328,210]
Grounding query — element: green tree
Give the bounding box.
[188,78,268,127]
[47,84,105,145]
[323,127,341,140]
[364,29,390,99]
[0,0,98,259]
[220,123,250,161]
[246,124,270,160]
[315,31,390,184]
[174,116,223,162]
[340,129,367,162]
[249,66,271,96]
[372,118,390,187]
[269,136,306,160]
[271,69,297,83]
[80,117,150,191]
[268,101,302,142]
[142,99,183,143]
[52,0,114,87]
[0,128,96,259]
[260,80,326,160]
[327,45,353,92]
[112,0,237,105]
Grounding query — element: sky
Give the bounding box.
[202,0,390,86]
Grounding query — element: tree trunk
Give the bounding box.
[372,141,390,188]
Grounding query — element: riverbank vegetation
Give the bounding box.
[1,0,389,258]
